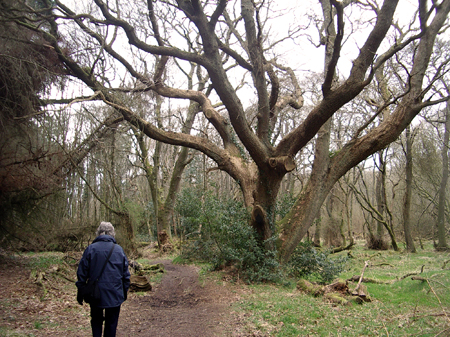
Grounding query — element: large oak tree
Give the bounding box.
[6,0,450,261]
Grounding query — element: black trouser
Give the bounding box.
[90,305,121,337]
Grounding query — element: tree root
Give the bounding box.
[31,270,48,301]
[47,265,76,282]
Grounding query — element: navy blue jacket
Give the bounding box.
[76,235,131,308]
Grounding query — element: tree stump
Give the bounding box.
[158,230,174,252]
[129,275,152,292]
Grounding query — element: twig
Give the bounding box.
[65,91,102,110]
[382,321,390,337]
[442,260,450,270]
[425,279,450,324]
[434,326,450,337]
[372,263,394,268]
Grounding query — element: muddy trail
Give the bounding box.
[0,252,247,337]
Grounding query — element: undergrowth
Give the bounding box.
[176,190,349,285]
[176,189,282,283]
[235,242,450,336]
[286,240,349,284]
[23,251,65,270]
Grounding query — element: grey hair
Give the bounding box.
[96,221,115,238]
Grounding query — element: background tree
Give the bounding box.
[0,0,69,248]
[402,125,417,252]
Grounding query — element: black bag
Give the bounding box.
[80,243,116,304]
[80,279,101,303]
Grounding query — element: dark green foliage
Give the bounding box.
[175,188,203,237]
[176,189,282,283]
[287,241,348,284]
[276,192,296,219]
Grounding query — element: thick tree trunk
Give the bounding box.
[115,211,136,254]
[250,169,283,248]
[279,119,332,263]
[279,171,335,263]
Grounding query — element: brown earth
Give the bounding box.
[0,249,251,337]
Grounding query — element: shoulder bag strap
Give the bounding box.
[95,243,116,282]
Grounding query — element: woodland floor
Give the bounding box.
[0,248,250,337]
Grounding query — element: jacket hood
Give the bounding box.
[92,235,117,244]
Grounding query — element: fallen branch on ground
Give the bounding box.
[346,275,392,284]
[330,241,355,254]
[371,263,394,268]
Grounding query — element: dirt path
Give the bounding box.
[118,260,240,336]
[0,253,246,337]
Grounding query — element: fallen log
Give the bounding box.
[297,278,368,305]
[296,279,324,296]
[324,293,350,306]
[130,261,165,275]
[324,281,349,295]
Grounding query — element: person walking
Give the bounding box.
[76,222,131,337]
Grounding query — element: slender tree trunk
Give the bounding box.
[339,211,346,247]
[403,125,416,252]
[436,102,450,250]
[313,209,322,247]
[375,151,386,240]
[344,177,355,246]
[158,145,191,236]
[153,96,163,241]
